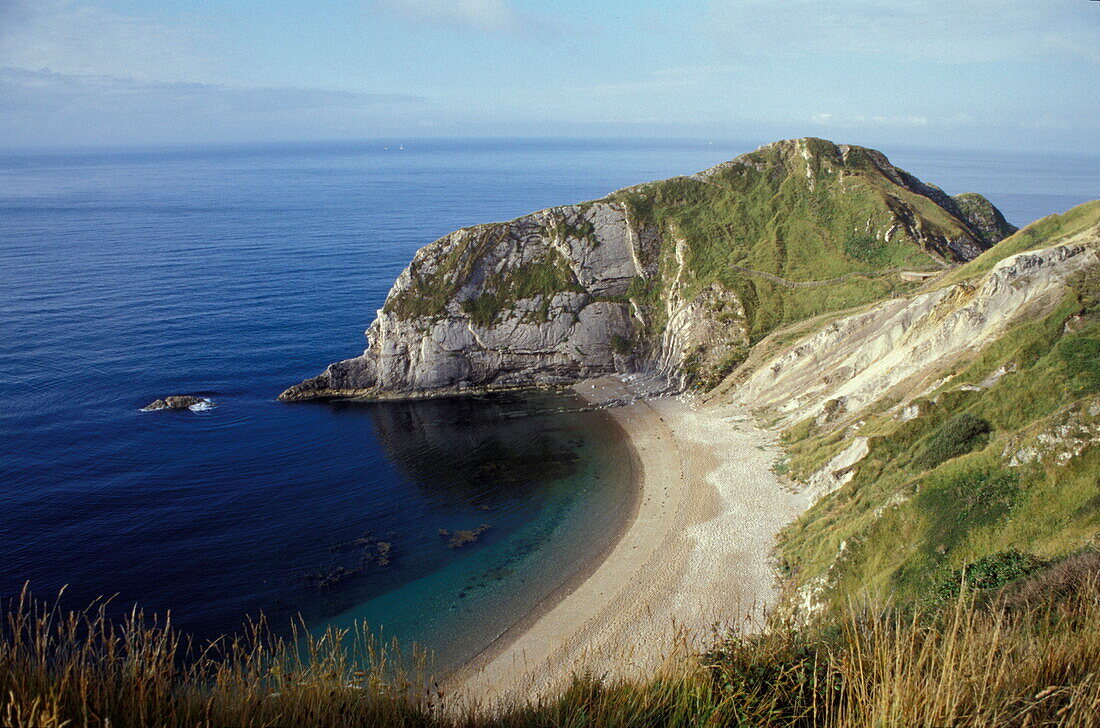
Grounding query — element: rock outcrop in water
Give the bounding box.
[141,395,212,411]
[280,138,1016,402]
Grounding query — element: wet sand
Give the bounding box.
[449,377,810,708]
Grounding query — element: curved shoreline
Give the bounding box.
[440,401,644,688]
[449,376,811,708]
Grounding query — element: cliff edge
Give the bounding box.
[280,138,1015,402]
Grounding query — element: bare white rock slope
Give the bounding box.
[733,242,1100,428]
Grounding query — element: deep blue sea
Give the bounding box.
[1,138,1096,672]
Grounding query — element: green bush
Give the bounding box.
[911,414,992,470]
[928,549,1048,608]
[461,294,502,327]
[610,335,633,356]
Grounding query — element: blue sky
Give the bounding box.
[1,0,1098,151]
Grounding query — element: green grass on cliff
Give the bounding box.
[776,237,1100,614]
[386,229,586,326]
[384,225,501,321]
[384,140,992,359]
[612,141,968,343]
[460,248,583,326]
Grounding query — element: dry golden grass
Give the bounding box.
[1,586,438,728]
[2,575,1099,727]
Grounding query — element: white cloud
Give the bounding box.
[0,0,224,82]
[370,0,539,34]
[707,0,1100,64]
[811,112,929,128]
[569,64,742,97]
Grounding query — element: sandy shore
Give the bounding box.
[449,376,810,708]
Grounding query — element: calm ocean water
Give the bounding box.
[0,138,1096,671]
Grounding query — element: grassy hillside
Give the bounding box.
[381,140,1013,390]
[939,200,1100,287]
[612,139,1006,345]
[776,202,1100,616]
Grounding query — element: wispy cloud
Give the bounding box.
[570,64,742,97]
[707,0,1100,65]
[811,112,930,128]
[370,0,543,35]
[0,0,222,82]
[0,68,430,146]
[1,68,425,108]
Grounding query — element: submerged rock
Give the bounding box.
[439,525,491,549]
[141,395,213,411]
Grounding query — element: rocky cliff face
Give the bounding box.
[733,202,1100,617]
[280,138,1016,402]
[280,202,647,400]
[734,241,1100,427]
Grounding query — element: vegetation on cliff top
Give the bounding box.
[776,202,1100,616]
[614,140,1006,344]
[368,139,1022,393]
[382,140,1010,359]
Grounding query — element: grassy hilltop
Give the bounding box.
[364,139,1018,395]
[607,138,1012,342]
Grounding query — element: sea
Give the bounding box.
[1,138,1096,673]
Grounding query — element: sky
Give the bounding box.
[1,0,1098,151]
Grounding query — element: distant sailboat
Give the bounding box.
[399,144,405,151]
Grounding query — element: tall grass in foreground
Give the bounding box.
[0,587,436,728]
[2,576,1099,727]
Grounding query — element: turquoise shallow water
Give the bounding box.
[306,392,635,674]
[322,393,635,674]
[0,138,1095,671]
